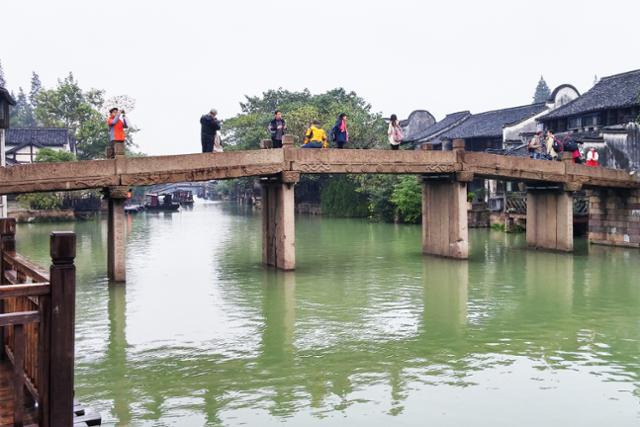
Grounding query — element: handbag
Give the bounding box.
[213,133,224,152]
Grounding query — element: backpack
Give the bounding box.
[393,126,404,142]
[330,125,338,142]
[552,138,562,153]
[564,139,578,152]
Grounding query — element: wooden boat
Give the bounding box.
[144,194,180,212]
[172,190,195,205]
[124,204,145,214]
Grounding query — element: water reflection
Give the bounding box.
[422,257,468,336]
[13,204,640,426]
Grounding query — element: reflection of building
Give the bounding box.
[4,127,75,164]
[538,69,640,170]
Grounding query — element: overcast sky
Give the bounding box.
[2,0,639,155]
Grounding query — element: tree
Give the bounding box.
[9,87,37,127]
[35,147,76,163]
[34,73,138,159]
[29,72,42,108]
[390,176,422,223]
[17,147,76,210]
[224,87,387,150]
[0,59,6,87]
[532,76,551,103]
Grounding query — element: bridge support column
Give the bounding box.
[526,185,574,252]
[262,172,298,270]
[588,189,640,248]
[421,172,471,259]
[106,186,128,282]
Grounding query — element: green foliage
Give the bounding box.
[491,223,505,231]
[221,88,425,223]
[214,177,256,200]
[223,87,387,149]
[17,193,62,210]
[467,191,475,203]
[34,72,138,159]
[354,175,400,222]
[390,176,422,223]
[320,175,368,217]
[29,72,42,107]
[35,147,76,163]
[9,87,37,127]
[533,76,551,104]
[17,146,75,209]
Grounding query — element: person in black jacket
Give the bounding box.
[267,111,287,148]
[200,108,221,153]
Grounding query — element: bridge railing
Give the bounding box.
[503,191,588,215]
[0,218,76,427]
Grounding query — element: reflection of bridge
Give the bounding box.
[77,234,640,425]
[1,136,638,281]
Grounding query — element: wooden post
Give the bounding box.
[0,218,16,361]
[13,323,25,427]
[47,232,76,427]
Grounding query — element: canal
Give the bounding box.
[14,201,640,426]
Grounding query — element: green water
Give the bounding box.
[14,202,640,426]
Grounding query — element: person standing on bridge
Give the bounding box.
[267,111,287,148]
[200,108,221,153]
[527,131,542,159]
[331,113,349,149]
[545,130,558,160]
[388,114,403,150]
[107,108,128,154]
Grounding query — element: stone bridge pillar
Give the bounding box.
[261,170,298,270]
[106,139,128,282]
[526,184,575,252]
[421,170,472,259]
[588,189,640,248]
[106,186,128,282]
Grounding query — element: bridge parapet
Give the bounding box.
[0,147,637,196]
[288,149,460,175]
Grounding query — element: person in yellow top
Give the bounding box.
[302,120,328,148]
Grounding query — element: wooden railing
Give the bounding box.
[0,217,76,427]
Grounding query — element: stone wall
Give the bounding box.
[588,189,640,248]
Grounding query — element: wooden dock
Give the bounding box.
[0,363,101,426]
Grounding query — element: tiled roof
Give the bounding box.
[6,128,74,147]
[437,103,548,140]
[404,111,471,143]
[540,69,640,120]
[0,87,16,105]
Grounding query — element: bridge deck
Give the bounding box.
[0,149,637,195]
